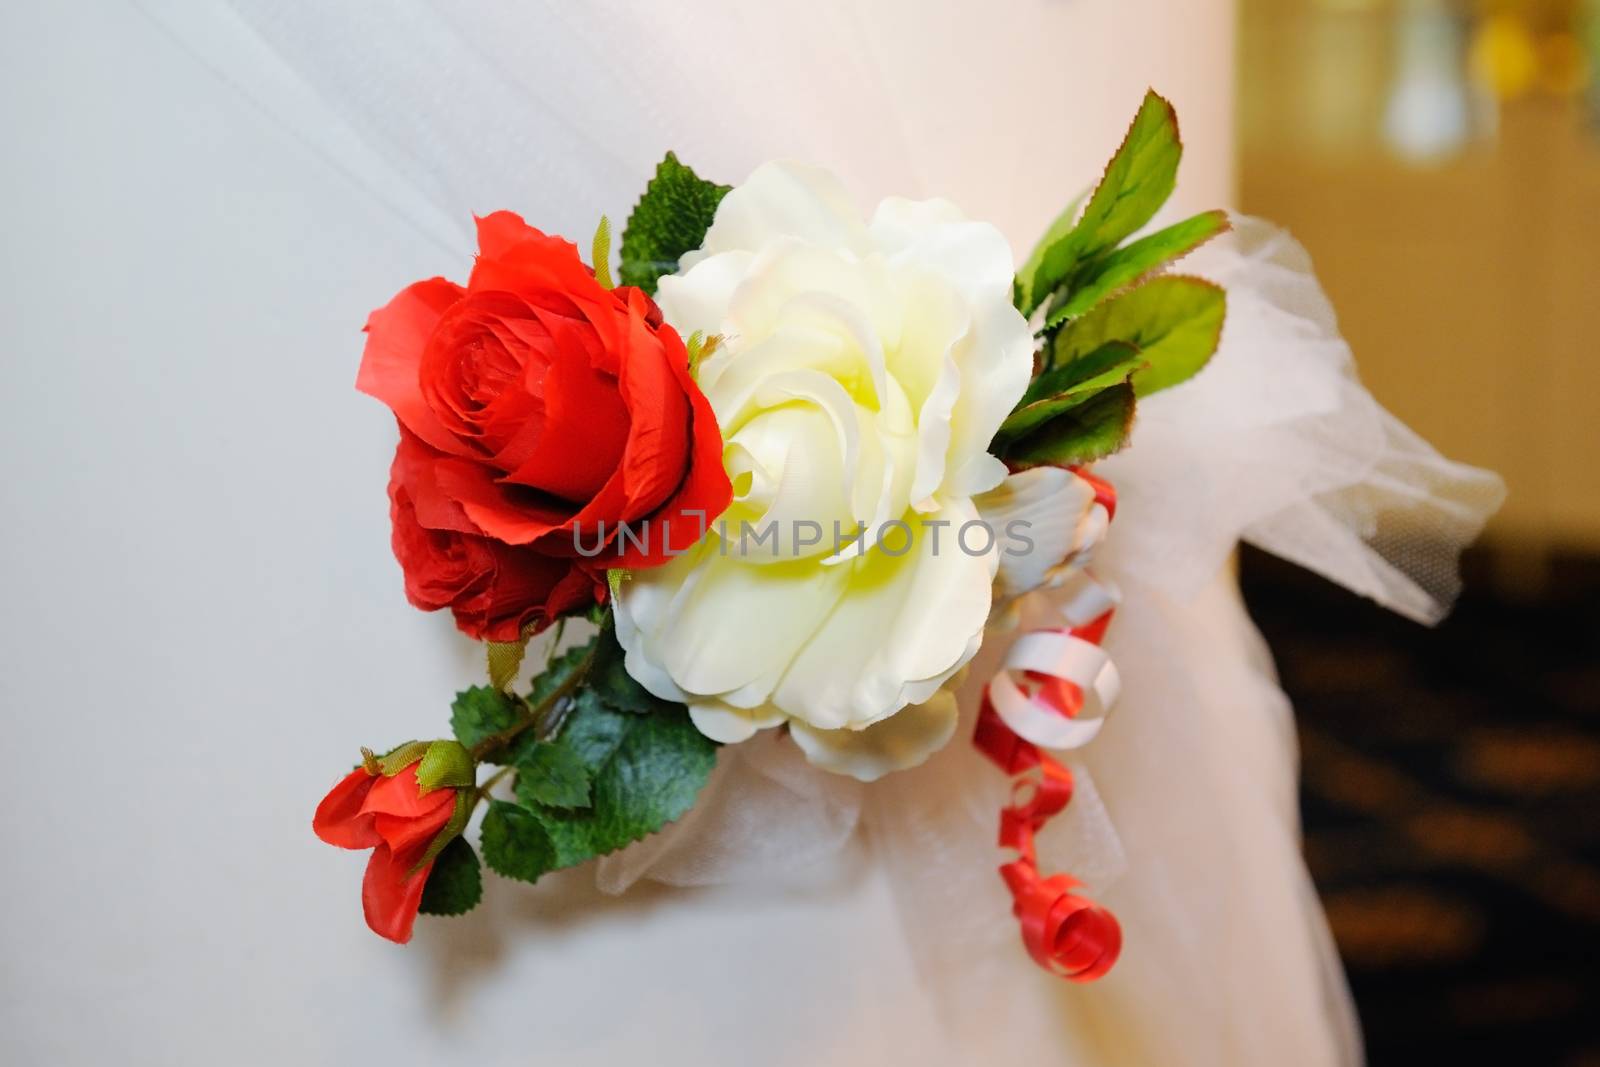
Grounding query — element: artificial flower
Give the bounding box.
[313,745,471,944]
[614,162,1037,781]
[358,212,731,639]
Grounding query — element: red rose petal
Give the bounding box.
[312,768,382,850]
[359,766,458,820]
[361,843,433,944]
[358,277,470,458]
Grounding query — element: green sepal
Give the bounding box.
[410,787,474,875]
[417,835,483,918]
[512,743,592,810]
[414,739,475,794]
[1050,275,1227,397]
[1039,210,1229,329]
[361,740,431,777]
[1002,382,1137,470]
[486,635,530,692]
[481,798,557,883]
[996,341,1143,443]
[1017,90,1182,316]
[618,152,730,294]
[591,214,614,290]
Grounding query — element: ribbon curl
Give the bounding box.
[973,469,1123,982]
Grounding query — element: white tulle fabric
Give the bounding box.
[144,2,1504,1063]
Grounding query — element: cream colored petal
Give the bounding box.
[886,268,969,506]
[880,219,1033,501]
[631,545,851,705]
[696,161,868,259]
[772,499,996,729]
[867,196,969,252]
[725,240,898,353]
[614,538,719,704]
[788,689,960,782]
[688,700,786,745]
[655,249,754,339]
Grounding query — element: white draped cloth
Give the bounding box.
[7,2,1500,1064]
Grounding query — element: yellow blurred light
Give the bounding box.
[1470,13,1541,99]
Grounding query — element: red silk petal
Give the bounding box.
[312,768,382,849]
[359,766,457,821]
[609,294,732,569]
[361,843,433,944]
[358,278,470,458]
[500,336,631,503]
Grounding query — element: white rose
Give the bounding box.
[615,162,1054,781]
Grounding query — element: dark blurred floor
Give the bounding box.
[1241,546,1600,1067]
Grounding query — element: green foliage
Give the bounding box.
[1016,91,1182,316]
[996,341,1142,442]
[1051,275,1227,397]
[1001,383,1137,470]
[478,689,716,885]
[513,742,591,810]
[449,686,520,759]
[418,836,483,917]
[588,618,675,714]
[526,704,716,871]
[480,799,556,883]
[1039,210,1229,329]
[618,153,729,294]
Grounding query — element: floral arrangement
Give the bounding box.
[316,91,1230,979]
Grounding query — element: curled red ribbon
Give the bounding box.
[973,469,1123,982]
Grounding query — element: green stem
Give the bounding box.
[467,640,597,762]
[474,765,513,803]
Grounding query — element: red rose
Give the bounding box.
[313,760,463,944]
[358,212,730,640]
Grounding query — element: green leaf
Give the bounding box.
[1051,275,1227,397]
[480,799,557,883]
[1002,382,1137,470]
[997,341,1142,442]
[449,686,519,755]
[1018,91,1182,315]
[618,152,730,294]
[531,705,717,870]
[1014,189,1086,312]
[418,836,483,917]
[529,641,597,709]
[513,742,592,810]
[1041,210,1229,328]
[553,690,634,775]
[588,618,675,715]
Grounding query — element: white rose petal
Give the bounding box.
[615,162,1034,778]
[788,690,961,782]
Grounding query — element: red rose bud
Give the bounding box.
[358,213,732,641]
[313,740,475,943]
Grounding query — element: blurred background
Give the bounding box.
[1236,1,1600,1062]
